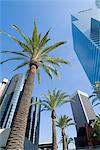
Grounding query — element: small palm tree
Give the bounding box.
[33,89,71,150]
[0,22,69,150]
[91,114,100,140]
[89,81,100,107]
[59,135,74,150]
[56,115,75,150]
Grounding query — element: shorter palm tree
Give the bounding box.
[32,89,72,150]
[56,115,75,150]
[89,81,100,107]
[59,135,74,150]
[91,114,100,140]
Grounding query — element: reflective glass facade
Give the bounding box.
[0,74,41,149]
[71,9,100,85]
[25,97,41,149]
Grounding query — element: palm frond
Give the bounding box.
[39,29,51,49]
[42,63,60,79]
[46,57,69,65]
[32,21,39,47]
[32,101,51,110]
[41,41,66,54]
[0,57,26,64]
[41,63,54,79]
[37,68,41,84]
[13,61,29,71]
[11,24,29,43]
[0,31,30,51]
[0,50,29,58]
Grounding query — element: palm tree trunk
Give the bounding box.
[62,128,67,150]
[6,65,37,150]
[51,110,57,150]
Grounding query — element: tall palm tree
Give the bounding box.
[33,89,71,150]
[0,22,69,150]
[56,115,75,150]
[89,81,100,107]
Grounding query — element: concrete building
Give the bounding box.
[71,90,100,148]
[71,8,100,85]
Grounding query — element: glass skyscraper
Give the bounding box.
[0,74,41,150]
[71,8,100,85]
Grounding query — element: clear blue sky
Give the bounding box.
[0,0,98,149]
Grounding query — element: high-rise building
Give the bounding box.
[38,143,53,150]
[25,97,41,150]
[0,74,25,128]
[71,90,100,148]
[0,78,9,105]
[71,8,100,85]
[0,74,41,150]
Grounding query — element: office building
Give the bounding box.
[71,90,100,148]
[0,74,41,150]
[39,143,53,150]
[0,74,25,128]
[0,78,9,105]
[25,97,41,150]
[71,8,100,85]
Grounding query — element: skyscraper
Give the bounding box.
[71,8,100,85]
[0,74,41,150]
[25,97,41,150]
[0,78,9,105]
[70,90,100,148]
[0,74,25,128]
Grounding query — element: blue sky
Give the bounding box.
[0,0,98,149]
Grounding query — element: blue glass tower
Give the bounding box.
[0,74,41,149]
[71,8,100,85]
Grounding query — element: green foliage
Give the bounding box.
[0,22,69,83]
[91,115,100,140]
[32,89,72,111]
[89,81,100,106]
[56,115,75,129]
[59,135,74,145]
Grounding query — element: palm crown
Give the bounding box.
[56,115,75,129]
[38,89,71,111]
[0,22,69,83]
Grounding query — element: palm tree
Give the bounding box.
[56,115,75,150]
[89,81,100,106]
[91,114,100,140]
[33,89,71,150]
[0,22,69,150]
[59,135,74,150]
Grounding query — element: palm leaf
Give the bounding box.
[42,63,60,79]
[0,31,30,51]
[11,24,29,43]
[46,56,69,65]
[0,57,26,64]
[39,29,51,49]
[37,68,41,84]
[42,63,54,79]
[41,41,66,54]
[32,21,39,47]
[13,61,29,71]
[0,50,29,58]
[32,101,51,110]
